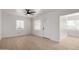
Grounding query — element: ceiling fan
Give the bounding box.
[24,9,36,15]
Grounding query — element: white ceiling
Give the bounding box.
[1,9,79,18]
[1,9,42,17]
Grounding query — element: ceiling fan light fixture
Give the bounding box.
[24,9,41,16]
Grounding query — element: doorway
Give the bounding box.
[60,12,79,40]
[33,19,49,39]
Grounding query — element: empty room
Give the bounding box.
[0,9,79,50]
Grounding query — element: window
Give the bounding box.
[16,20,24,30]
[66,20,79,30]
[66,20,75,26]
[34,20,41,30]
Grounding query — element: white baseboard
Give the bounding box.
[2,34,31,39]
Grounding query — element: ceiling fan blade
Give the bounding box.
[24,9,36,15]
[29,12,36,13]
[30,13,34,15]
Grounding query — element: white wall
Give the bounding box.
[66,14,79,37]
[2,12,32,38]
[32,12,59,42]
[32,10,79,42]
[0,10,2,39]
[60,16,68,40]
[2,9,79,41]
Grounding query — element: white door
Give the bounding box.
[42,19,49,38]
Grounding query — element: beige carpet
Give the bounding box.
[0,35,79,50]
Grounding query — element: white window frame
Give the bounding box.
[66,20,79,30]
[16,20,24,30]
[34,20,41,30]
